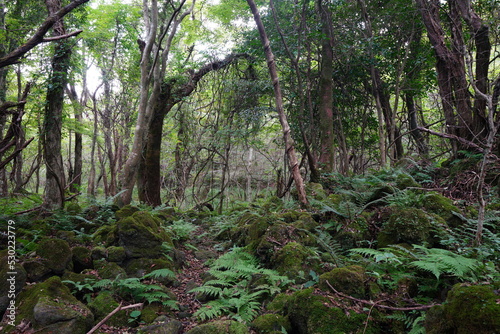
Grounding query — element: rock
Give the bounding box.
[88,290,128,327]
[271,242,321,283]
[275,288,378,334]
[115,204,140,219]
[36,238,73,275]
[91,246,107,260]
[94,259,127,279]
[318,265,366,298]
[420,192,464,227]
[107,246,126,263]
[15,276,93,334]
[72,246,92,272]
[138,317,183,334]
[425,284,500,334]
[252,313,291,333]
[377,207,446,248]
[116,211,173,259]
[186,320,250,334]
[0,250,27,316]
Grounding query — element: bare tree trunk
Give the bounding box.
[42,0,71,210]
[246,0,308,206]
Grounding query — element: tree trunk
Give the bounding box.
[415,0,480,151]
[42,0,71,210]
[246,0,308,206]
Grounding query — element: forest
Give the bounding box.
[0,0,499,333]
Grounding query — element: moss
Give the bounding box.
[36,238,73,275]
[66,202,82,215]
[420,192,464,227]
[186,320,250,334]
[14,276,93,333]
[94,259,126,279]
[92,225,117,246]
[378,207,445,248]
[72,246,92,273]
[107,246,126,263]
[88,290,128,327]
[124,257,174,281]
[266,293,293,313]
[139,304,162,324]
[307,182,328,200]
[319,265,366,298]
[395,173,421,189]
[91,246,107,261]
[334,216,371,249]
[252,313,291,333]
[425,284,500,334]
[116,211,172,259]
[115,204,140,219]
[271,242,321,282]
[285,288,378,334]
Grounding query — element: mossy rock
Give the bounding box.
[318,265,366,298]
[115,204,140,220]
[137,317,183,334]
[252,313,291,333]
[334,216,371,249]
[186,320,250,334]
[271,242,321,283]
[107,246,126,263]
[91,246,108,261]
[36,238,73,275]
[395,173,421,189]
[306,182,328,201]
[232,212,271,246]
[72,246,92,273]
[284,288,378,334]
[377,207,445,248]
[425,284,500,334]
[66,202,82,215]
[14,276,93,334]
[23,260,52,282]
[116,211,173,259]
[92,225,117,246]
[88,290,128,327]
[0,250,27,315]
[55,230,79,245]
[124,257,175,282]
[420,192,464,228]
[94,259,127,279]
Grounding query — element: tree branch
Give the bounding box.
[416,126,485,153]
[87,303,143,334]
[42,29,83,42]
[326,280,438,311]
[0,0,89,68]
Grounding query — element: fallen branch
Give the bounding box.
[416,127,485,153]
[87,302,143,334]
[326,280,438,311]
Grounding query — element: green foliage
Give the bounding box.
[64,268,177,308]
[190,247,293,323]
[350,245,487,294]
[164,219,198,242]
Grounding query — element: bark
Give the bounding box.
[246,0,308,206]
[316,0,335,172]
[0,0,88,68]
[138,54,251,206]
[66,84,84,193]
[414,0,482,150]
[42,0,71,210]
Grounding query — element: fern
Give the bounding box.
[191,247,292,323]
[142,268,175,280]
[411,245,481,281]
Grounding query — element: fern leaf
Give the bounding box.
[142,268,175,280]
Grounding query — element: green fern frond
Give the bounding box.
[189,285,224,298]
[142,268,176,280]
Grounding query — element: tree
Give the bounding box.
[246,0,308,206]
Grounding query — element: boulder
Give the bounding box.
[186,320,250,334]
[425,284,500,334]
[14,276,93,334]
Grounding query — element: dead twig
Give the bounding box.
[326,280,438,311]
[87,302,143,334]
